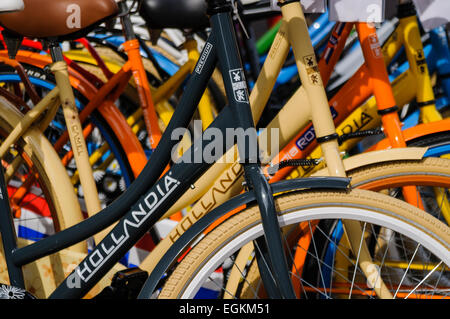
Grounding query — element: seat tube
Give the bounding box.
[49,44,102,223]
[119,0,162,149]
[123,39,162,149]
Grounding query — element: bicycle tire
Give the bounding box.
[157,188,450,299]
[0,96,88,297]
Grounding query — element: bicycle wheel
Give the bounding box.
[0,64,152,268]
[235,157,450,299]
[157,188,450,299]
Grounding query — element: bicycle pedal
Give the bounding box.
[94,267,148,299]
[0,284,36,299]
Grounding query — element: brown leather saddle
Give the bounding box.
[0,0,119,40]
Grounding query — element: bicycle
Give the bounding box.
[0,0,228,294]
[0,0,447,300]
[200,1,447,298]
[61,0,450,300]
[211,1,450,298]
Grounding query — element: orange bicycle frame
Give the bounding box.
[269,18,447,183]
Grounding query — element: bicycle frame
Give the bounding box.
[0,0,220,289]
[62,33,218,218]
[1,27,219,162]
[0,0,445,300]
[0,0,327,298]
[0,8,165,232]
[168,9,449,221]
[0,1,150,293]
[0,4,161,177]
[140,1,403,298]
[72,33,217,136]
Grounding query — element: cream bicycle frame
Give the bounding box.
[289,12,443,180]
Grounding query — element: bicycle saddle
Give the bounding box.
[0,0,118,40]
[140,0,279,31]
[0,0,24,13]
[139,0,209,30]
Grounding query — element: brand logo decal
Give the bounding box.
[229,68,249,103]
[296,106,338,150]
[195,42,213,74]
[303,54,321,85]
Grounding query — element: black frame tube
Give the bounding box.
[210,3,296,297]
[245,165,296,298]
